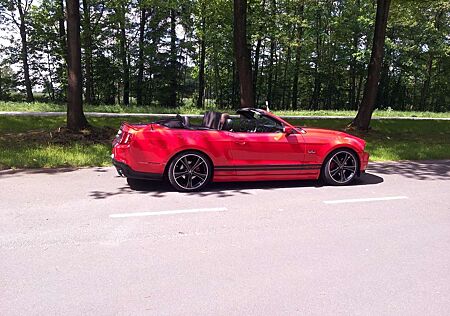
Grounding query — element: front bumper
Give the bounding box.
[112,159,163,180]
[360,151,370,171]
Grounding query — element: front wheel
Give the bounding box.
[322,149,359,185]
[167,151,212,192]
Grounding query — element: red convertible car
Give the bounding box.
[112,108,369,191]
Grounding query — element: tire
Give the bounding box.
[322,149,359,186]
[167,151,212,192]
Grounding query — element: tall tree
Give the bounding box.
[66,0,88,130]
[196,5,206,109]
[17,0,34,102]
[0,0,34,101]
[350,0,391,131]
[1,0,449,113]
[58,0,67,61]
[266,0,277,107]
[136,4,147,106]
[115,2,129,105]
[233,0,254,108]
[197,1,207,108]
[291,3,304,109]
[168,8,178,107]
[82,0,94,104]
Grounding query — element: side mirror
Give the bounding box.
[283,126,294,136]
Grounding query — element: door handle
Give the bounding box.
[235,140,246,145]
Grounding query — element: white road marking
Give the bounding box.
[109,207,227,218]
[323,196,408,204]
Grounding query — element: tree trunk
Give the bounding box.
[349,0,360,109]
[349,33,358,109]
[46,51,55,100]
[196,15,206,108]
[118,5,129,106]
[0,70,2,99]
[213,50,221,106]
[17,0,34,102]
[136,8,147,106]
[0,70,3,100]
[231,60,238,107]
[233,0,254,108]
[58,0,67,61]
[82,0,94,104]
[168,8,177,107]
[66,0,88,130]
[252,0,266,107]
[267,39,275,107]
[281,46,291,108]
[351,0,391,131]
[253,38,262,106]
[291,4,304,109]
[266,0,277,108]
[310,9,321,110]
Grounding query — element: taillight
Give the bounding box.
[121,132,132,144]
[113,129,132,146]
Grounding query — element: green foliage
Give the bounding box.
[0,0,448,112]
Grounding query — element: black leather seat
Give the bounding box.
[202,111,222,129]
[180,115,190,127]
[220,118,233,131]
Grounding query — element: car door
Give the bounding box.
[227,127,307,176]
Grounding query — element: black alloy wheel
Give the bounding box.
[323,149,358,185]
[168,151,212,192]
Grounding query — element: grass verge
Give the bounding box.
[1,101,450,118]
[1,116,449,169]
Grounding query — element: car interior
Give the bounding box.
[158,110,283,133]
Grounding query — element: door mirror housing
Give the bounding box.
[283,126,294,135]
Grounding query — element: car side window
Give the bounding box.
[226,115,282,133]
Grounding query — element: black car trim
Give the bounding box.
[112,159,163,180]
[214,164,321,171]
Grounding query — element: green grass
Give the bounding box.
[299,119,450,161]
[1,115,449,169]
[0,143,111,168]
[1,101,450,118]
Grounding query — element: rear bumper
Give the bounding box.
[112,159,163,180]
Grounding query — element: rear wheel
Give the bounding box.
[167,151,212,192]
[323,149,358,185]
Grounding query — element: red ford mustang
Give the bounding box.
[112,108,369,191]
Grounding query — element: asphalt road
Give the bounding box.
[1,160,450,315]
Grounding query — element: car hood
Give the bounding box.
[298,127,366,150]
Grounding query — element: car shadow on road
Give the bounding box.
[89,172,383,199]
[368,160,450,181]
